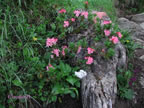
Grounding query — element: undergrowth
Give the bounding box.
[0,0,137,108]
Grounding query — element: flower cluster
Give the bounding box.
[46,64,54,71]
[87,47,95,54]
[77,46,82,54]
[102,20,123,44]
[64,21,69,27]
[85,56,94,64]
[61,9,89,28]
[46,8,124,69]
[46,38,58,47]
[59,9,66,13]
[110,36,119,44]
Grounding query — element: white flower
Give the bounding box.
[75,70,87,79]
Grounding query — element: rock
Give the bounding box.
[117,18,143,34]
[139,74,144,89]
[118,17,144,46]
[140,22,144,29]
[114,0,137,8]
[117,13,144,108]
[131,13,144,23]
[139,55,144,61]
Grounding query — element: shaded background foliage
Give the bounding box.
[0,0,142,107]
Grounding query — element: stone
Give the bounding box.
[118,18,143,33]
[118,17,144,40]
[139,55,144,61]
[131,13,144,23]
[139,74,144,89]
[140,22,144,29]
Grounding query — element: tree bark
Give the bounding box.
[81,42,126,108]
[66,16,127,108]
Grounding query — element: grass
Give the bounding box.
[0,0,117,107]
[56,0,116,21]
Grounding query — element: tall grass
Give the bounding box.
[67,0,116,21]
[0,0,117,107]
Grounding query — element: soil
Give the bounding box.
[47,94,82,108]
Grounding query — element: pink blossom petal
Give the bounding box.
[74,10,81,17]
[71,18,75,22]
[110,36,119,44]
[103,20,112,25]
[59,9,66,13]
[117,32,122,38]
[104,30,111,36]
[62,45,68,56]
[77,46,82,54]
[52,49,60,57]
[81,11,88,19]
[87,47,95,54]
[85,56,94,64]
[64,21,69,27]
[46,38,58,47]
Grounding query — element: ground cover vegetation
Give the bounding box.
[0,0,140,107]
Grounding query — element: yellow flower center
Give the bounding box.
[126,40,130,43]
[33,37,37,41]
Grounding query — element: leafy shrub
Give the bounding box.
[0,0,136,107]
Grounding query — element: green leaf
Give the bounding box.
[69,42,75,49]
[52,84,62,95]
[63,88,71,94]
[66,76,77,85]
[75,81,80,88]
[12,79,22,87]
[124,89,134,100]
[70,88,79,98]
[51,95,57,102]
[40,97,47,102]
[0,104,5,108]
[65,64,71,73]
[124,70,132,79]
[70,91,76,98]
[51,23,56,30]
[107,48,115,57]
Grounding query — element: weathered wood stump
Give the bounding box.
[81,42,126,108]
[66,14,127,108]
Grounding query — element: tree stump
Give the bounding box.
[81,42,126,108]
[66,14,127,108]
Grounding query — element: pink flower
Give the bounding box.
[104,30,111,36]
[62,45,68,56]
[74,10,81,17]
[92,11,107,23]
[46,38,58,47]
[81,11,88,19]
[63,21,69,27]
[110,36,119,44]
[85,56,94,64]
[87,47,95,54]
[71,18,75,22]
[59,9,66,13]
[52,49,60,57]
[96,12,107,19]
[102,49,105,52]
[77,46,82,54]
[116,32,122,38]
[46,64,54,71]
[84,1,88,5]
[103,20,112,25]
